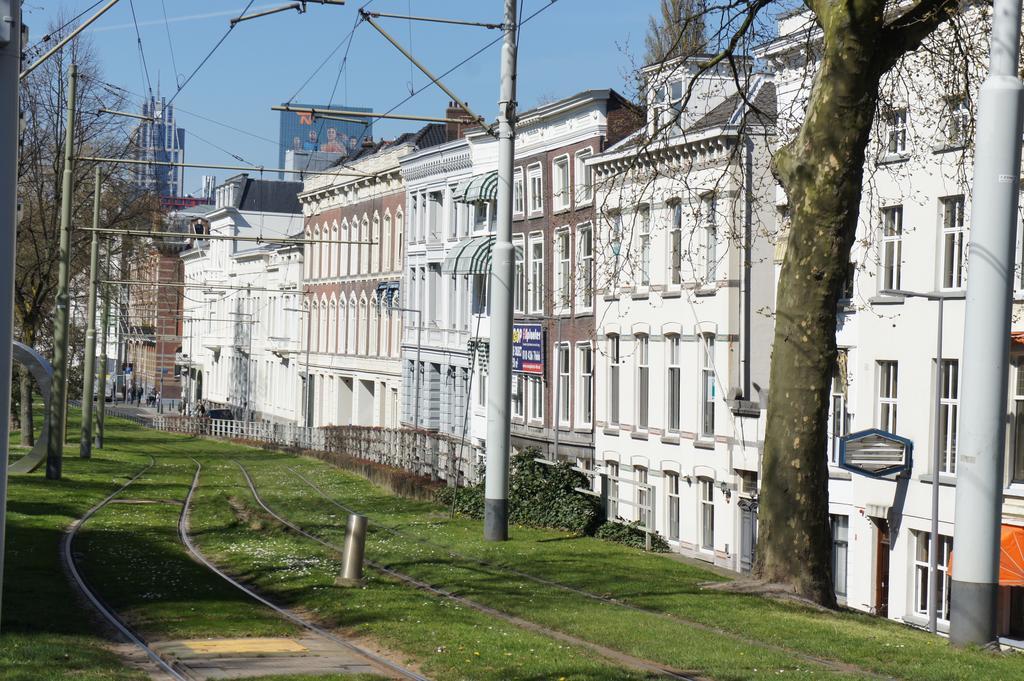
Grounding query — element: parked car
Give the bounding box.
[205,408,234,420]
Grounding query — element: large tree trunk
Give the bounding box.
[754,7,888,606]
[20,369,34,447]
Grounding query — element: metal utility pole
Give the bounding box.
[483,0,517,542]
[80,167,101,458]
[0,0,23,633]
[96,244,111,448]
[950,0,1024,646]
[45,62,78,481]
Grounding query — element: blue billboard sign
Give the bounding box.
[512,323,544,375]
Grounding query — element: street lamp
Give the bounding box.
[880,287,965,634]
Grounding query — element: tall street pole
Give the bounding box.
[96,241,111,448]
[80,167,101,458]
[0,0,24,633]
[950,0,1024,646]
[45,62,77,481]
[484,0,517,541]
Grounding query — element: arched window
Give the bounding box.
[331,222,340,278]
[347,294,357,353]
[340,219,350,276]
[360,217,370,275]
[312,226,321,279]
[338,299,348,354]
[321,227,329,278]
[371,213,381,274]
[382,212,393,271]
[395,209,404,267]
[358,296,368,354]
[369,294,379,357]
[328,297,337,353]
[310,300,320,352]
[304,227,312,279]
[319,295,329,354]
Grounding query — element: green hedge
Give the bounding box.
[436,448,668,551]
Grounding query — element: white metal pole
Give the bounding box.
[484,0,517,541]
[0,0,23,633]
[950,0,1024,646]
[928,296,944,634]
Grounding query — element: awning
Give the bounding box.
[453,170,498,204]
[442,235,494,275]
[950,524,1024,586]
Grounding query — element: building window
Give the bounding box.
[529,375,544,422]
[886,108,907,155]
[473,201,490,232]
[669,202,682,285]
[877,360,898,432]
[558,343,571,426]
[881,205,903,291]
[577,223,593,309]
[636,335,650,430]
[513,168,524,215]
[667,335,681,432]
[829,360,849,465]
[575,148,593,205]
[700,478,715,551]
[638,205,651,286]
[529,233,544,314]
[1013,365,1024,484]
[556,229,571,309]
[512,374,525,419]
[528,163,543,214]
[552,155,570,211]
[513,235,526,314]
[700,335,716,439]
[941,196,966,289]
[577,343,593,428]
[636,466,652,529]
[448,186,459,240]
[607,461,619,518]
[914,531,953,621]
[831,515,849,598]
[478,368,488,408]
[472,274,488,316]
[666,472,680,541]
[702,195,717,283]
[608,335,620,426]
[939,359,960,475]
[947,97,969,146]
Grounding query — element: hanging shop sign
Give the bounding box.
[512,323,544,375]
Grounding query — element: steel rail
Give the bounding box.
[61,456,193,681]
[179,460,429,681]
[284,466,891,681]
[238,462,695,681]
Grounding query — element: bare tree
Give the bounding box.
[644,0,707,65]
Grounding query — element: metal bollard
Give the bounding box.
[339,513,368,583]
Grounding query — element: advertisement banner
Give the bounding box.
[512,323,544,375]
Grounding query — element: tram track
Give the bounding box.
[237,461,703,681]
[180,459,431,681]
[281,464,896,681]
[61,456,193,681]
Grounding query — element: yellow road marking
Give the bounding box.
[181,638,308,654]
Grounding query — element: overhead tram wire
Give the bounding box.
[23,0,104,56]
[127,0,154,95]
[159,0,181,86]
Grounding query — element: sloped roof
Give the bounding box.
[235,177,303,214]
[334,123,448,164]
[687,79,776,132]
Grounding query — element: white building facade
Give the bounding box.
[590,59,777,572]
[180,174,306,423]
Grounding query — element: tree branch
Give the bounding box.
[877,0,961,72]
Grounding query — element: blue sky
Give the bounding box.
[24,1,660,194]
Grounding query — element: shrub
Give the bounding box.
[595,520,670,552]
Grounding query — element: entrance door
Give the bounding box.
[874,520,890,617]
[738,498,758,574]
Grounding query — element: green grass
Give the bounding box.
[6,413,1024,680]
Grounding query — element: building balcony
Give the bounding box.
[267,336,300,358]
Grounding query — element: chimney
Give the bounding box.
[362,135,375,150]
[446,101,475,141]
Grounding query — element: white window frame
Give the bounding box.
[556,227,571,311]
[881,205,903,291]
[527,163,543,215]
[557,342,571,427]
[528,374,544,423]
[831,515,849,598]
[947,97,969,146]
[914,531,952,622]
[636,335,650,431]
[512,374,525,420]
[938,359,960,475]
[669,201,683,286]
[638,205,651,286]
[529,232,544,314]
[941,195,966,290]
[607,461,619,519]
[576,342,593,428]
[667,334,681,433]
[666,472,680,541]
[513,235,526,314]
[700,334,716,440]
[878,360,898,433]
[1012,364,1024,485]
[574,148,593,206]
[702,195,718,284]
[608,334,620,427]
[636,466,652,530]
[576,223,594,311]
[552,154,571,211]
[828,363,849,466]
[513,167,525,216]
[700,478,715,551]
[886,108,908,155]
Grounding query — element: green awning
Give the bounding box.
[442,235,494,275]
[453,170,498,204]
